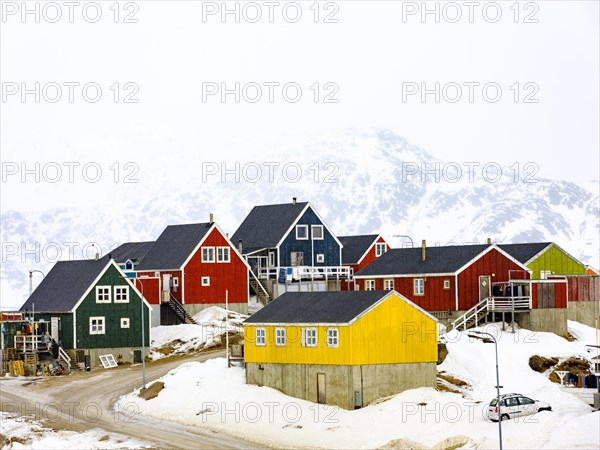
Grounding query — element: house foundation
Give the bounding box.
[567,302,599,328]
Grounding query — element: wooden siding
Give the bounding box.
[457,248,529,310]
[566,276,600,302]
[279,207,340,267]
[531,282,567,309]
[74,264,150,349]
[183,227,248,305]
[341,237,388,291]
[528,246,586,279]
[136,277,161,305]
[243,292,437,365]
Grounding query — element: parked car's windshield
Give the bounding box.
[490,399,498,406]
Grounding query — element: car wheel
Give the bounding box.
[500,414,510,421]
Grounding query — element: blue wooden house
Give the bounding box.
[231,198,346,300]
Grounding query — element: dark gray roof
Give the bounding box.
[136,223,213,270]
[339,235,379,264]
[498,243,552,264]
[355,244,491,276]
[20,259,109,313]
[231,202,309,254]
[104,241,154,264]
[244,291,389,324]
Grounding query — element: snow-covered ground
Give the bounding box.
[119,320,599,449]
[0,413,151,449]
[149,306,246,361]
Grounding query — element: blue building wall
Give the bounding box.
[278,207,340,267]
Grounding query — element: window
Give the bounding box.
[376,243,387,257]
[443,279,451,289]
[125,260,133,270]
[414,278,425,295]
[269,251,276,267]
[114,286,129,303]
[275,328,286,346]
[121,318,130,329]
[173,277,179,288]
[540,270,551,280]
[327,328,339,347]
[201,276,210,286]
[290,251,304,266]
[384,279,394,290]
[255,328,266,346]
[202,246,215,262]
[296,225,308,240]
[89,317,105,335]
[311,225,324,240]
[217,246,230,263]
[316,253,325,263]
[303,328,317,347]
[365,280,375,291]
[96,286,111,303]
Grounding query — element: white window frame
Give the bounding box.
[201,246,215,263]
[255,327,266,346]
[217,246,231,263]
[365,280,375,291]
[114,285,129,303]
[269,251,276,267]
[316,253,325,263]
[95,286,111,304]
[296,225,309,240]
[384,279,394,290]
[201,276,210,286]
[414,278,425,295]
[275,327,286,346]
[311,225,324,240]
[120,318,130,329]
[326,327,339,348]
[303,328,317,347]
[443,279,451,289]
[173,277,179,288]
[89,316,105,335]
[540,270,551,280]
[376,242,387,257]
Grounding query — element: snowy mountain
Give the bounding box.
[2,128,598,309]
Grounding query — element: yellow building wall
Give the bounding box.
[243,293,437,365]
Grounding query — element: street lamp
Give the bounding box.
[393,235,414,248]
[468,330,503,450]
[120,276,146,390]
[28,270,45,297]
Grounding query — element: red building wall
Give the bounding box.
[457,248,529,310]
[183,228,248,305]
[531,281,567,309]
[566,276,600,302]
[341,237,388,291]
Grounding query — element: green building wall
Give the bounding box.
[528,245,586,279]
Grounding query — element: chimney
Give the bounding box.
[292,197,297,205]
[421,240,426,262]
[238,239,243,254]
[209,212,214,224]
[487,237,492,245]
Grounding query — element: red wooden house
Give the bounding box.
[338,234,388,290]
[354,241,531,313]
[133,220,250,324]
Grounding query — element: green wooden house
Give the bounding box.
[500,242,586,279]
[19,258,152,369]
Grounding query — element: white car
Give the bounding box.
[487,393,552,421]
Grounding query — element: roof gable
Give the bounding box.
[136,223,213,270]
[244,290,388,324]
[231,202,310,254]
[20,259,111,313]
[355,244,491,277]
[339,234,380,265]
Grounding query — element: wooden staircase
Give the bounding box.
[167,294,197,324]
[449,295,532,332]
[249,270,271,305]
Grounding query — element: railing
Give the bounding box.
[258,266,352,281]
[168,293,197,324]
[249,269,270,303]
[451,298,490,332]
[14,335,50,353]
[488,296,531,311]
[58,347,71,372]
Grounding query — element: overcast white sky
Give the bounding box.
[1,0,599,211]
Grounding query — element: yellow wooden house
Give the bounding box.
[243,290,438,409]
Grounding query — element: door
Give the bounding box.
[479,276,491,300]
[133,350,142,364]
[317,373,326,404]
[50,317,59,341]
